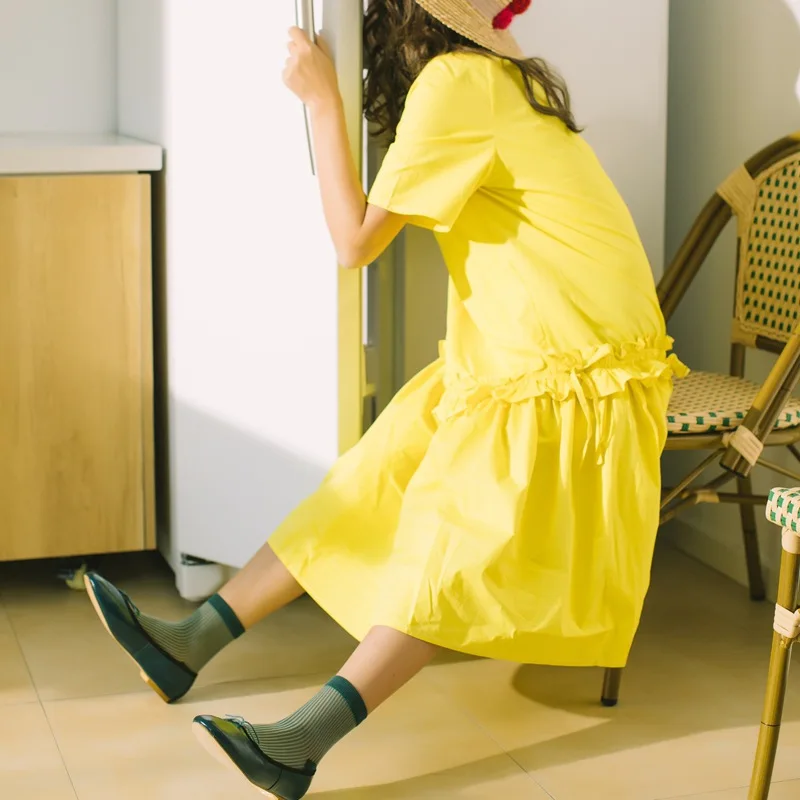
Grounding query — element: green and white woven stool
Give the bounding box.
[749,488,800,799]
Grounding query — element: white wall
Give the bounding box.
[0,0,117,133]
[401,0,671,381]
[664,0,800,596]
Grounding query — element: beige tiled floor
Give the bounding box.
[1,546,799,799]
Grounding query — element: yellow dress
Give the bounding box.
[271,52,686,668]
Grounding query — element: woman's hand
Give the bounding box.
[283,27,406,268]
[283,28,341,113]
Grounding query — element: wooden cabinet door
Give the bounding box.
[0,174,155,560]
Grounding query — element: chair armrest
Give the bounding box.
[721,332,800,476]
[658,196,730,323]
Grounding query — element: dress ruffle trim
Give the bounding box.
[435,336,689,422]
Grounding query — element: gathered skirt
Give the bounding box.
[270,355,674,667]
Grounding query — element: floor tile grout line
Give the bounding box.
[658,775,800,800]
[34,674,559,799]
[40,701,81,799]
[3,600,44,704]
[656,781,747,799]
[4,600,81,798]
[419,669,557,798]
[438,698,551,793]
[500,747,556,800]
[35,664,368,707]
[656,787,741,800]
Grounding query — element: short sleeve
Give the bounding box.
[368,55,495,233]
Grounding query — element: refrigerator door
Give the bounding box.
[118,0,364,578]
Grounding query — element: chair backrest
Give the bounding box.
[720,150,800,476]
[659,133,800,351]
[724,151,800,348]
[658,133,800,477]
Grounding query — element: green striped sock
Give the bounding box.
[246,676,368,770]
[135,594,244,673]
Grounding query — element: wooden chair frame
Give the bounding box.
[748,490,800,799]
[600,132,800,708]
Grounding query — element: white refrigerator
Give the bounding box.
[116,0,671,600]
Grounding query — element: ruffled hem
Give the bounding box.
[434,336,689,422]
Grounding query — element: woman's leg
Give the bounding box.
[86,541,305,700]
[338,625,439,712]
[217,541,306,629]
[235,626,438,764]
[134,543,304,667]
[195,626,438,779]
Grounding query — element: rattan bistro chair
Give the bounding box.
[600,132,800,709]
[749,488,800,799]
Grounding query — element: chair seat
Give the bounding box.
[766,487,800,533]
[667,371,800,434]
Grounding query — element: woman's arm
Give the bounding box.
[284,28,406,269]
[309,101,407,268]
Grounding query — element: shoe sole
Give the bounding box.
[192,722,283,799]
[84,573,172,704]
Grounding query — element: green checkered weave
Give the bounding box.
[766,487,800,533]
[739,158,800,338]
[667,371,800,434]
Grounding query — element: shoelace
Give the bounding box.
[225,715,261,746]
[118,587,141,617]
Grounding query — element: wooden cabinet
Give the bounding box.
[0,174,155,560]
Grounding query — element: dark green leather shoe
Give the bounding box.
[84,571,196,703]
[193,715,315,799]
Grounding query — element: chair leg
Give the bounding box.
[748,545,800,799]
[601,667,623,707]
[738,476,766,601]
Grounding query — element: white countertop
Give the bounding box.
[0,133,163,175]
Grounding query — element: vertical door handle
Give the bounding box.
[295,0,317,174]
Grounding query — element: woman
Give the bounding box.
[85,1,685,797]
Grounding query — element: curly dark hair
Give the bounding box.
[364,0,580,141]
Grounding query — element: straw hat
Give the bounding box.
[414,0,531,58]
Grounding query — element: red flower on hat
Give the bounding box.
[492,0,532,30]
